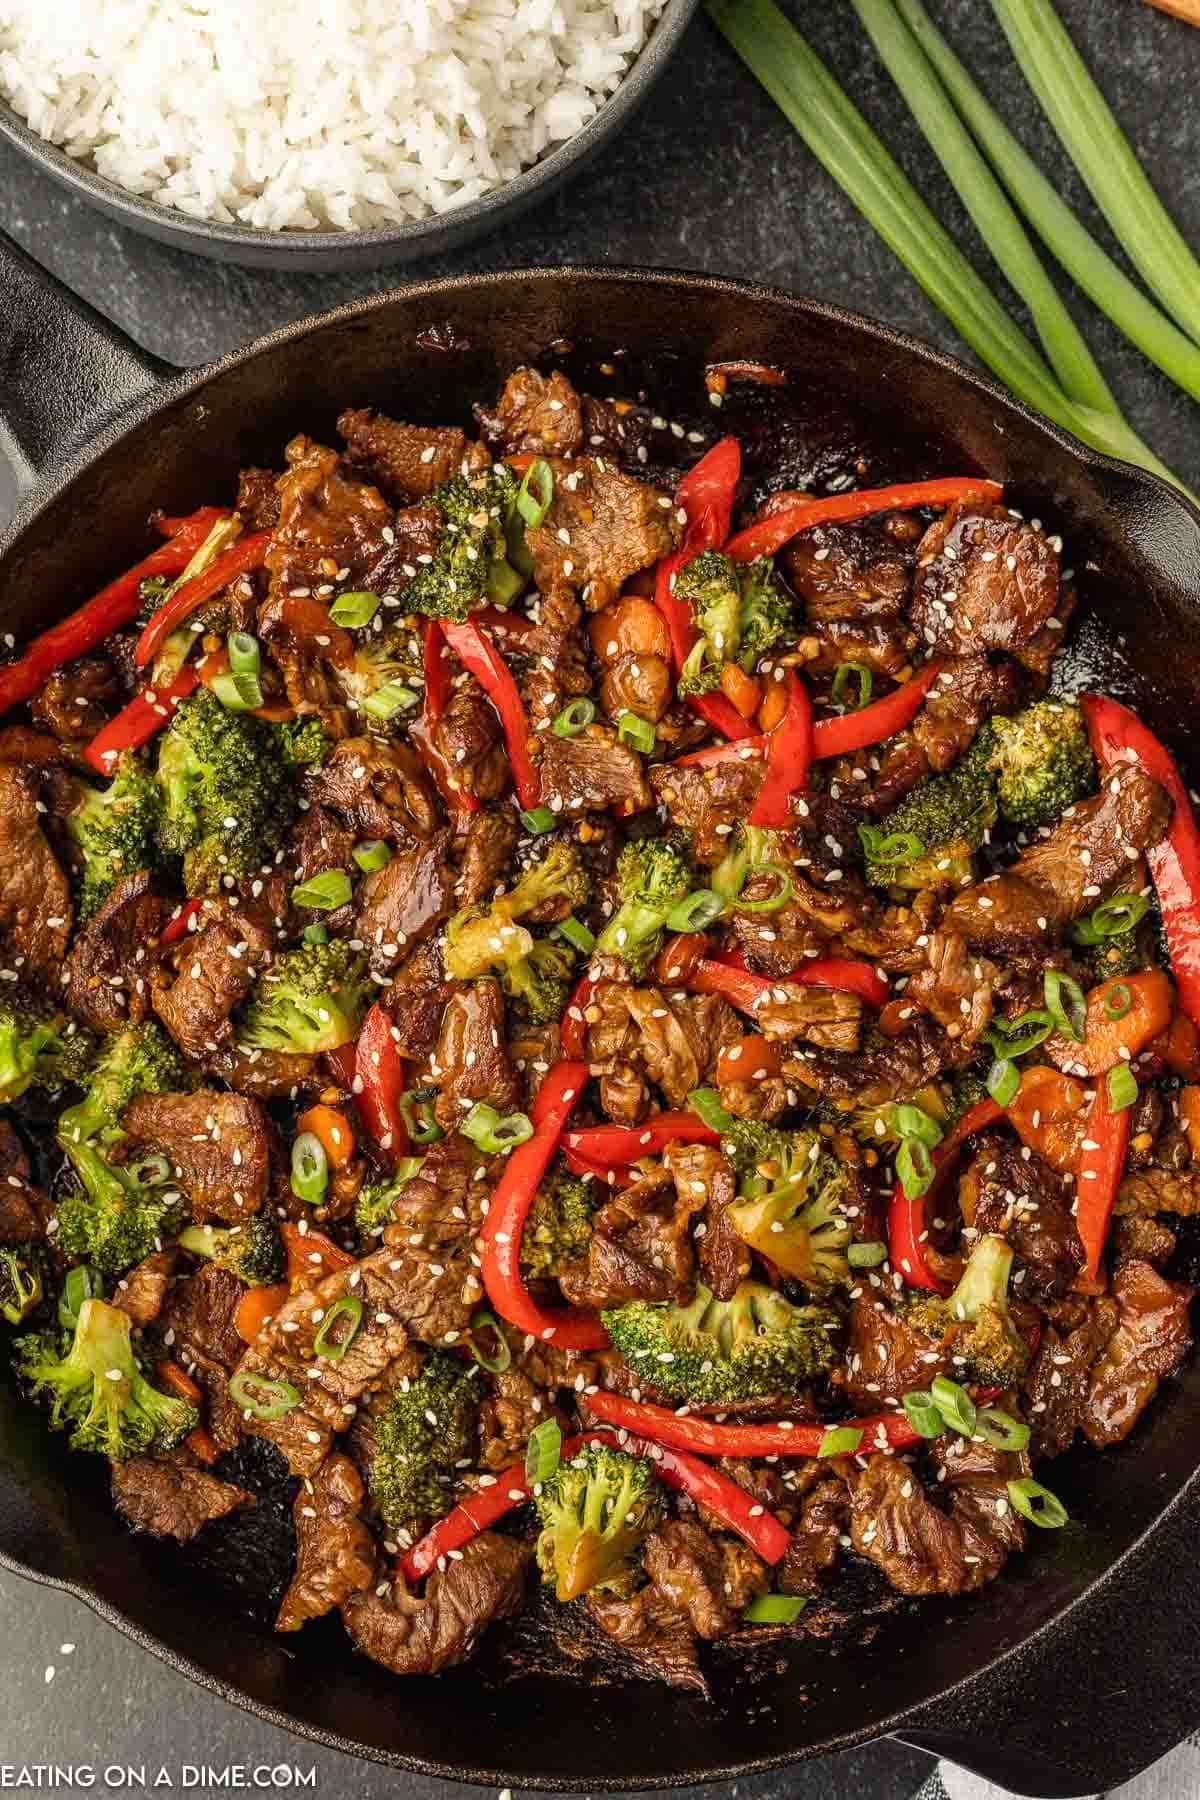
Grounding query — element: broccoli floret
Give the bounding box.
[902,1234,1029,1388]
[717,1122,853,1294]
[177,1216,285,1287]
[67,754,164,920]
[0,1000,94,1106]
[675,552,794,697]
[273,715,331,769]
[353,1157,426,1238]
[14,1297,196,1460]
[534,1444,664,1602]
[368,1352,481,1535]
[594,838,693,976]
[604,1279,838,1406]
[503,936,579,1024]
[521,1161,596,1281]
[445,842,591,981]
[404,466,523,621]
[0,1245,45,1325]
[58,1022,188,1150]
[942,1060,992,1131]
[861,728,998,892]
[156,688,297,894]
[54,1142,184,1278]
[989,700,1096,830]
[335,633,421,732]
[236,940,369,1055]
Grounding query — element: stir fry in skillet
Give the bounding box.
[0,363,1195,1691]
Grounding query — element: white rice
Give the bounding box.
[0,0,668,231]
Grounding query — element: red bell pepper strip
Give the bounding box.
[479,1060,609,1349]
[354,1003,410,1164]
[442,619,541,810]
[811,660,945,761]
[747,669,813,827]
[471,606,536,640]
[687,955,889,1013]
[562,1144,637,1188]
[563,1112,722,1166]
[160,897,204,946]
[1082,693,1200,1030]
[725,478,1003,563]
[135,530,272,668]
[887,1097,1004,1294]
[674,736,768,770]
[420,620,481,817]
[83,666,201,775]
[586,1389,920,1461]
[280,1220,355,1285]
[153,506,232,539]
[1076,1075,1132,1285]
[0,517,219,718]
[560,971,597,1060]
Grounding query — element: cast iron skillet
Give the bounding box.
[0,0,700,272]
[2,236,1200,1800]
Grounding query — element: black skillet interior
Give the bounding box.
[2,251,1200,1798]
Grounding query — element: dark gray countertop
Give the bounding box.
[0,1,1198,1793]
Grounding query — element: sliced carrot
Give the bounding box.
[504,452,538,473]
[716,1034,782,1087]
[1160,1011,1200,1080]
[589,596,671,663]
[757,680,789,733]
[185,1426,222,1465]
[1068,970,1173,1077]
[1179,1087,1200,1163]
[281,1221,354,1286]
[297,1102,356,1169]
[234,1281,289,1343]
[156,1359,202,1406]
[1006,1066,1089,1175]
[720,663,762,719]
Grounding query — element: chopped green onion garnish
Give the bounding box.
[525,1417,563,1485]
[552,698,596,738]
[894,1103,943,1150]
[931,1374,977,1438]
[290,1131,329,1207]
[734,863,793,913]
[362,681,418,720]
[858,823,926,867]
[1045,970,1087,1042]
[353,839,392,874]
[1006,1476,1069,1530]
[516,458,555,528]
[984,1007,1054,1060]
[1107,1063,1138,1112]
[313,1295,364,1361]
[976,1407,1031,1454]
[228,631,261,675]
[468,1307,513,1375]
[896,1136,935,1201]
[127,1151,171,1189]
[665,889,726,933]
[1103,982,1132,1022]
[831,661,873,710]
[292,870,353,911]
[302,922,329,945]
[617,711,656,754]
[987,1058,1020,1108]
[58,1264,101,1331]
[462,1103,534,1155]
[743,1593,807,1624]
[520,805,557,834]
[557,915,596,955]
[688,1086,739,1134]
[902,1389,945,1439]
[847,1240,887,1268]
[329,590,380,628]
[398,1090,442,1146]
[818,1425,864,1457]
[1072,892,1150,945]
[229,1370,300,1422]
[210,670,264,713]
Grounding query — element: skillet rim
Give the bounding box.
[2,262,1200,1785]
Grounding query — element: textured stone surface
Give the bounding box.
[0,0,1198,1791]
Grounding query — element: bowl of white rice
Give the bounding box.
[0,0,697,269]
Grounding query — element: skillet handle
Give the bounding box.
[0,228,171,500]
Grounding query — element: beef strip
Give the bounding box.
[912,653,1024,773]
[342,1532,531,1675]
[112,1249,176,1328]
[754,982,864,1052]
[338,407,480,503]
[911,503,1059,656]
[560,1163,702,1309]
[538,726,653,817]
[474,368,584,458]
[962,1134,1084,1300]
[121,1090,271,1222]
[1021,1294,1119,1458]
[1111,1212,1177,1268]
[288,803,356,888]
[235,467,280,531]
[256,592,353,726]
[0,763,73,985]
[0,1119,50,1243]
[785,1011,956,1109]
[849,1441,1024,1596]
[31,655,119,749]
[905,930,998,1051]
[429,978,521,1132]
[776,1478,847,1595]
[478,1364,553,1471]
[520,588,594,727]
[160,1264,246,1370]
[153,908,274,1060]
[384,1130,491,1254]
[432,685,508,801]
[355,832,453,974]
[585,982,741,1114]
[1081,1259,1192,1447]
[642,1519,766,1638]
[844,1294,950,1410]
[64,870,164,1034]
[649,756,765,866]
[111,1454,253,1542]
[586,1584,705,1692]
[1117,1166,1200,1217]
[381,940,456,1062]
[276,1451,376,1631]
[784,515,916,680]
[455,811,519,907]
[264,435,392,602]
[663,1141,748,1301]
[205,1045,317,1100]
[303,738,439,845]
[525,457,676,608]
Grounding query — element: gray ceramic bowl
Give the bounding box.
[0,0,700,271]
